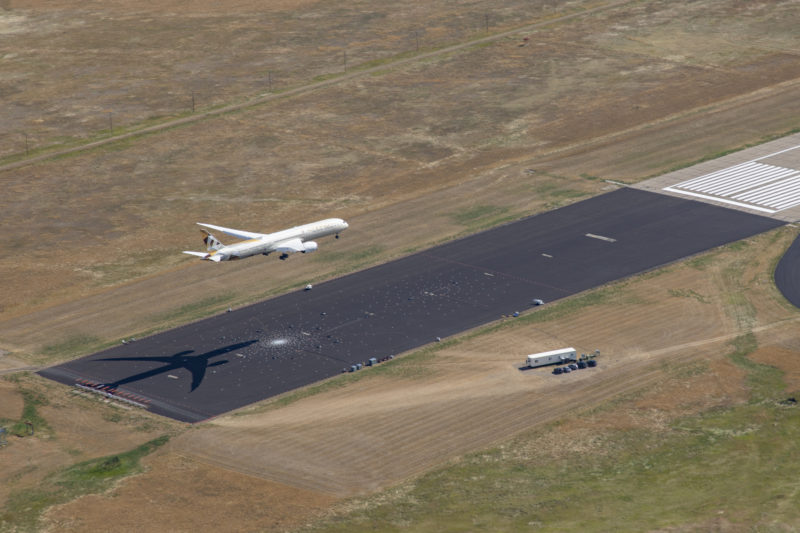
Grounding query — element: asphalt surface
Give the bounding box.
[775,234,800,309]
[39,188,784,422]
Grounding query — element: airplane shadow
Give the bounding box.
[96,340,258,392]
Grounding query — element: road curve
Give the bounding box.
[775,234,800,309]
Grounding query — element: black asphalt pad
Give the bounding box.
[39,188,784,422]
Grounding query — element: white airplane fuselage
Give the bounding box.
[183,218,349,262]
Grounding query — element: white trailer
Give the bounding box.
[526,347,577,368]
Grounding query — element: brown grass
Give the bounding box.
[166,227,799,497]
[3,0,800,358]
[33,224,800,532]
[0,0,799,530]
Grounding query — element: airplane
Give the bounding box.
[183,218,348,262]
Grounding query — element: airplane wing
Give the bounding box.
[273,237,306,253]
[196,222,264,241]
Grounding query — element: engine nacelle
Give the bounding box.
[301,241,318,253]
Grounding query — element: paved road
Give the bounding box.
[775,234,800,309]
[39,188,783,422]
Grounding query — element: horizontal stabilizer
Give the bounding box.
[183,250,226,261]
[183,251,209,259]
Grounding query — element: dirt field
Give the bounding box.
[3,0,800,357]
[1,0,800,530]
[34,224,800,532]
[0,373,177,509]
[168,226,800,496]
[43,453,337,533]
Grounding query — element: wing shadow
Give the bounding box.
[96,339,258,391]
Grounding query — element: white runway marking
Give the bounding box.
[586,233,616,242]
[664,144,800,213]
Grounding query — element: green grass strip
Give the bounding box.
[0,435,169,532]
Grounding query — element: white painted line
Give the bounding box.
[776,194,800,210]
[753,142,800,162]
[747,174,800,196]
[739,184,796,205]
[716,166,796,194]
[746,189,791,206]
[684,164,791,195]
[683,162,758,189]
[663,186,776,213]
[713,166,796,196]
[664,148,800,213]
[735,176,800,205]
[693,171,760,193]
[773,189,800,210]
[542,253,553,258]
[586,233,617,243]
[705,162,765,183]
[694,162,756,182]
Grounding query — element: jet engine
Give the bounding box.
[301,241,318,253]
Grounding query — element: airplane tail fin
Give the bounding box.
[202,230,224,251]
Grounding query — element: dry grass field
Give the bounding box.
[170,227,800,494]
[30,225,800,532]
[2,0,800,356]
[1,0,800,530]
